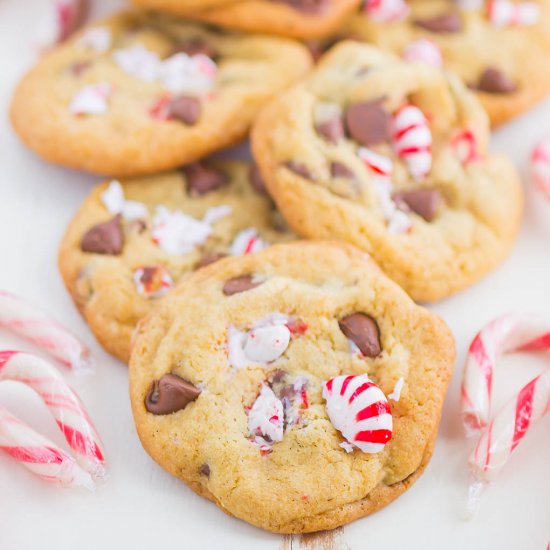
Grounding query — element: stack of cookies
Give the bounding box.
[9,0,546,534]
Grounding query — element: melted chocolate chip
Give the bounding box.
[139,266,157,285]
[393,189,442,222]
[199,464,211,477]
[316,117,345,144]
[330,162,355,179]
[223,274,263,296]
[339,313,381,358]
[183,162,229,196]
[273,0,329,14]
[195,253,227,270]
[81,215,123,255]
[249,165,267,195]
[173,38,216,59]
[284,161,314,180]
[145,373,201,415]
[167,96,201,125]
[345,100,391,147]
[414,12,462,33]
[477,67,517,94]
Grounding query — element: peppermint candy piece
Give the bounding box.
[229,228,267,256]
[487,0,539,27]
[248,385,284,450]
[392,104,432,180]
[133,266,174,298]
[373,178,412,234]
[357,147,393,178]
[531,135,550,199]
[101,180,148,221]
[77,26,112,52]
[323,374,393,453]
[451,129,480,165]
[403,39,443,68]
[69,83,111,115]
[364,0,410,22]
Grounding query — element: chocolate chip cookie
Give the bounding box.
[345,0,550,126]
[135,0,362,39]
[59,160,293,362]
[129,241,455,533]
[11,10,312,176]
[252,41,523,302]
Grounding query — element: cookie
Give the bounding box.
[138,0,362,40]
[252,42,523,302]
[58,160,293,362]
[129,240,455,533]
[344,0,550,126]
[10,10,312,176]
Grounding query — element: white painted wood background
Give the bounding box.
[0,1,548,548]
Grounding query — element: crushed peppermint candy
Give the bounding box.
[229,228,267,256]
[248,385,284,452]
[364,0,410,22]
[388,377,405,402]
[69,82,111,115]
[101,180,149,220]
[373,178,412,234]
[487,0,539,27]
[151,205,231,255]
[403,39,443,68]
[133,266,174,298]
[78,26,112,52]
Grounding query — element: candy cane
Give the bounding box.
[487,0,540,27]
[531,135,550,199]
[0,406,93,489]
[364,0,410,22]
[0,351,105,480]
[391,105,432,180]
[0,291,92,370]
[461,312,550,435]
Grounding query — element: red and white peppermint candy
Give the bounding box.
[461,312,550,435]
[451,129,480,166]
[77,26,112,53]
[531,135,550,199]
[487,0,540,26]
[54,0,89,43]
[0,351,105,480]
[69,82,111,116]
[392,104,433,180]
[403,39,443,68]
[470,370,550,483]
[133,266,174,299]
[247,385,284,452]
[0,405,93,488]
[358,147,393,178]
[364,0,410,22]
[229,228,267,256]
[0,291,91,370]
[101,180,148,221]
[323,374,393,453]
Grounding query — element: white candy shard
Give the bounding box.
[100,180,149,221]
[364,0,410,22]
[388,377,405,401]
[358,147,393,178]
[113,44,161,81]
[229,228,267,256]
[488,0,539,27]
[403,39,443,68]
[133,266,174,299]
[248,385,284,449]
[78,26,112,52]
[69,83,111,115]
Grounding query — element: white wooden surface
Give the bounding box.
[0,2,549,548]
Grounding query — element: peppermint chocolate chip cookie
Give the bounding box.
[345,0,550,126]
[129,241,455,533]
[138,0,362,39]
[252,42,523,302]
[59,160,293,362]
[11,10,312,176]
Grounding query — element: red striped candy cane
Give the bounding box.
[0,351,105,480]
[487,0,539,26]
[391,105,432,180]
[323,374,392,453]
[0,405,93,488]
[470,370,550,483]
[461,312,550,435]
[0,291,92,370]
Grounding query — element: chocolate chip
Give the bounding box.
[414,12,462,33]
[284,161,313,180]
[274,0,329,14]
[173,38,216,59]
[69,61,91,76]
[195,253,227,270]
[345,100,391,147]
[477,67,517,94]
[145,373,201,415]
[81,215,123,255]
[339,313,381,358]
[199,464,211,477]
[167,96,201,125]
[223,275,263,296]
[330,162,355,179]
[249,165,267,195]
[183,162,229,196]
[139,266,157,285]
[316,116,345,144]
[393,189,442,222]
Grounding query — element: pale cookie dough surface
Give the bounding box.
[345,0,550,126]
[147,0,362,39]
[59,160,293,362]
[252,42,523,303]
[11,10,312,176]
[129,241,455,533]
